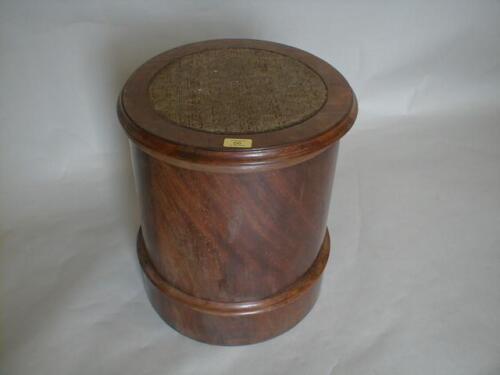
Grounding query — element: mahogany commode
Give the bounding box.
[117,39,357,345]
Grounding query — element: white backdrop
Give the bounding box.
[1,1,500,374]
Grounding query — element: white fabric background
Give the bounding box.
[1,1,500,374]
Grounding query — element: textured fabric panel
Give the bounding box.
[149,48,327,134]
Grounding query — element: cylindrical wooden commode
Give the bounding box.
[118,39,357,345]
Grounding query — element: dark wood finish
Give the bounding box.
[118,39,357,345]
[119,39,357,173]
[132,143,338,302]
[138,227,330,345]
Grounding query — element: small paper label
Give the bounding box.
[223,138,253,148]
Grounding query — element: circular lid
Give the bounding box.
[118,39,357,172]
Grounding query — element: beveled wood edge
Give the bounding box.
[118,94,357,173]
[120,39,356,151]
[137,227,330,317]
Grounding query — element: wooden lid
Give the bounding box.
[118,39,357,172]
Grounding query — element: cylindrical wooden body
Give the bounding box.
[118,39,357,345]
[133,143,337,302]
[131,143,337,344]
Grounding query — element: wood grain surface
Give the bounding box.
[118,39,357,345]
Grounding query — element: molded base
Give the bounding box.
[137,228,330,345]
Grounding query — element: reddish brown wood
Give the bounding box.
[138,227,330,345]
[119,39,357,174]
[118,39,357,345]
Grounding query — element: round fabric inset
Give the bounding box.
[149,48,327,134]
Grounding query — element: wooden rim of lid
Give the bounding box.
[118,39,357,173]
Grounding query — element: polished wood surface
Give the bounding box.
[119,39,357,173]
[132,143,338,302]
[138,228,330,345]
[118,39,357,345]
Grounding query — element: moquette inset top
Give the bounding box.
[118,39,357,172]
[149,48,327,134]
